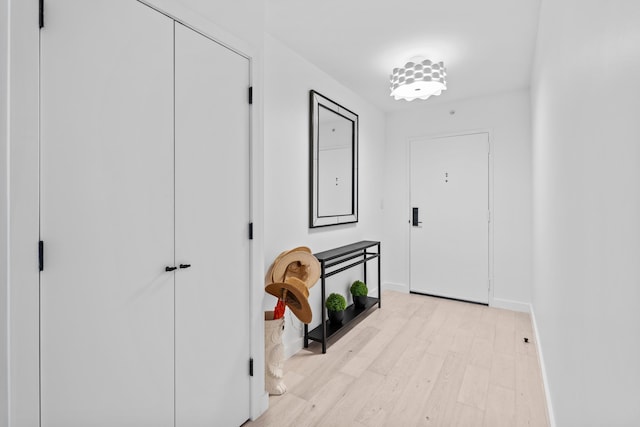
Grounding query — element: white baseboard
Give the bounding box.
[529,304,557,427]
[491,297,530,313]
[383,282,409,293]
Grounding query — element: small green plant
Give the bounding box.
[350,280,368,297]
[325,293,347,312]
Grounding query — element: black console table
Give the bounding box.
[304,240,381,353]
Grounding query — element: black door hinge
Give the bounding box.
[249,358,254,377]
[248,87,253,105]
[249,222,253,240]
[39,0,44,28]
[39,241,44,271]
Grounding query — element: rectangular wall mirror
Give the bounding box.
[309,90,359,228]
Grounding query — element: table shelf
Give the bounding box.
[304,240,381,353]
[306,297,379,343]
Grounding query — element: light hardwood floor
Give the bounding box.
[247,291,549,427]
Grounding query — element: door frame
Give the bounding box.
[407,129,495,305]
[4,1,268,423]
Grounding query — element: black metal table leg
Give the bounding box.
[378,243,382,308]
[321,261,327,354]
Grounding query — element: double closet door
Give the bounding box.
[39,1,251,426]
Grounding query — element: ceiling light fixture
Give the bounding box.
[390,57,447,101]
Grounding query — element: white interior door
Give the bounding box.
[174,23,251,427]
[410,133,489,304]
[40,1,175,425]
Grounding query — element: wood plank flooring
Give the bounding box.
[246,291,549,427]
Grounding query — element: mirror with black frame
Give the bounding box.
[309,90,359,228]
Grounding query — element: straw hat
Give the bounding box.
[265,277,312,324]
[264,246,320,287]
[264,246,296,285]
[270,249,320,289]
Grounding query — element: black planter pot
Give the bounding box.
[328,309,344,324]
[353,295,368,309]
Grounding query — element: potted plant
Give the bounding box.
[350,280,368,309]
[325,293,347,324]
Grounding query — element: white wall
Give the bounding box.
[263,34,385,357]
[384,90,533,310]
[3,1,41,425]
[531,1,640,425]
[1,1,8,424]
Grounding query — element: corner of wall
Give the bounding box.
[491,297,530,313]
[383,282,409,293]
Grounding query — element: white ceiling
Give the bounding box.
[266,0,541,112]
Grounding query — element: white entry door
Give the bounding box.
[40,0,175,425]
[410,133,489,304]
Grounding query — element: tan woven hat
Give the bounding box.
[270,248,320,289]
[265,277,312,324]
[264,247,311,285]
[264,246,298,285]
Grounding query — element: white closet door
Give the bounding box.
[174,23,251,427]
[40,1,175,426]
